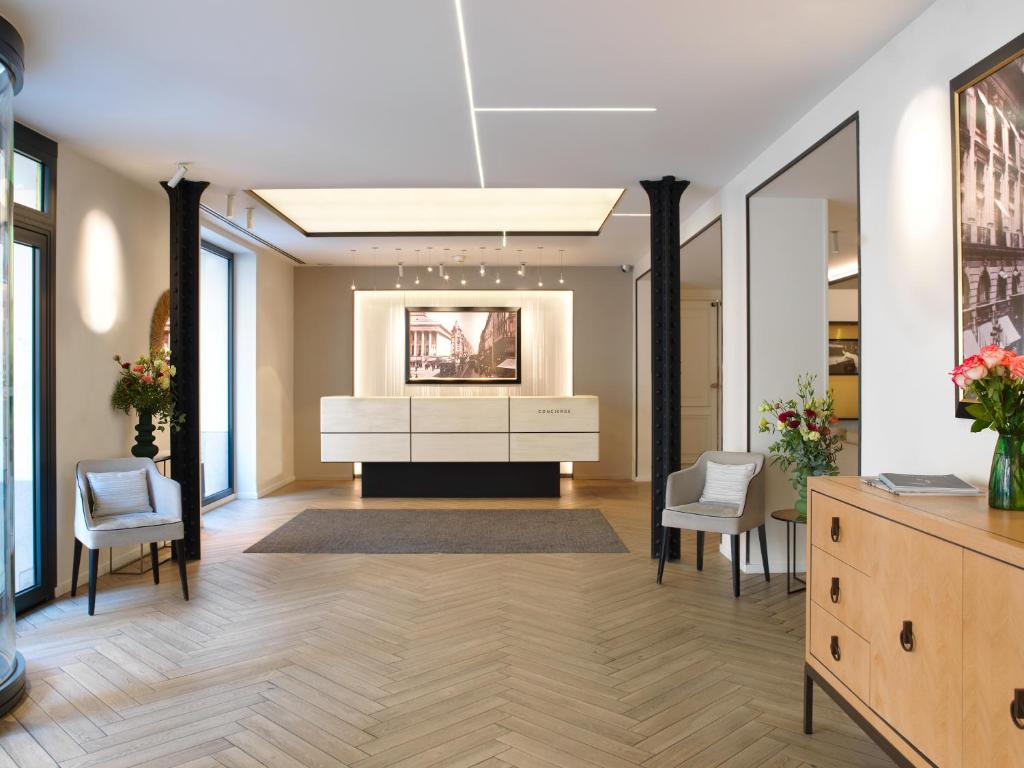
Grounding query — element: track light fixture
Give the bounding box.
[350,249,357,290]
[245,207,255,229]
[559,249,565,284]
[226,192,235,218]
[440,263,447,280]
[479,262,486,276]
[517,262,526,277]
[166,162,189,188]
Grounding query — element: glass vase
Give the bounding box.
[989,434,1024,511]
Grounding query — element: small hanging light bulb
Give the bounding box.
[350,248,357,290]
[559,249,565,284]
[480,262,486,276]
[495,273,501,284]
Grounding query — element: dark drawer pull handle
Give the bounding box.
[830,635,841,662]
[830,577,840,604]
[830,517,841,542]
[899,620,914,652]
[1012,689,1024,729]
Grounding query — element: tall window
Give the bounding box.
[12,124,56,612]
[200,242,233,504]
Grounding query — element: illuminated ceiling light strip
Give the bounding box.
[475,107,656,112]
[612,212,650,217]
[454,0,485,188]
[828,264,859,282]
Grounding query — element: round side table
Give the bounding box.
[770,509,806,595]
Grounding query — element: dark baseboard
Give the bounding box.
[362,462,560,498]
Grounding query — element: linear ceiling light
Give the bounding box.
[454,0,485,188]
[250,187,624,235]
[612,212,650,217]
[475,107,656,112]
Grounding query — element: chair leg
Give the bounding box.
[656,527,670,584]
[758,524,770,582]
[175,540,190,601]
[696,531,705,571]
[731,534,740,598]
[87,548,98,616]
[71,539,82,597]
[150,543,160,585]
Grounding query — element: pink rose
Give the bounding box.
[1010,357,1024,381]
[132,365,145,374]
[959,355,988,381]
[979,345,1008,369]
[140,375,153,385]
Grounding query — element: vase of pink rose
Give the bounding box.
[111,350,184,459]
[951,345,1024,510]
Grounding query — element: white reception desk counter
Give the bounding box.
[320,395,599,463]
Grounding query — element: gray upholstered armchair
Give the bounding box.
[658,451,768,597]
[74,458,189,615]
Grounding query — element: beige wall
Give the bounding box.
[293,266,633,480]
[55,145,169,594]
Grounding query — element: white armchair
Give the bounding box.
[74,458,189,615]
[658,451,768,597]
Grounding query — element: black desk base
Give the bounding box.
[361,462,560,498]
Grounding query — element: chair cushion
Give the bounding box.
[86,511,180,531]
[699,461,755,506]
[662,503,747,536]
[86,469,153,516]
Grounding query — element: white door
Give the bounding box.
[681,300,720,465]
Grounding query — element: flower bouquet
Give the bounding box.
[951,345,1024,509]
[111,349,184,458]
[757,374,844,519]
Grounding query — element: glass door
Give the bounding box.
[11,227,53,611]
[200,242,233,504]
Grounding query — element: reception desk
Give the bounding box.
[321,396,599,497]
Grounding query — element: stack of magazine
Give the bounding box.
[863,473,982,496]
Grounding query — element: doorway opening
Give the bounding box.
[745,115,861,572]
[680,218,723,466]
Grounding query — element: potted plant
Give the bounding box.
[951,345,1024,510]
[111,350,184,458]
[757,374,844,519]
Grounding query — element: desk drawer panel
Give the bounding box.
[810,492,880,575]
[321,433,409,462]
[510,432,598,462]
[810,546,872,638]
[411,433,509,462]
[810,602,870,703]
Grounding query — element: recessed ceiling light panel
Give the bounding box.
[249,187,625,236]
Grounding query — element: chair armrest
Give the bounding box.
[152,473,182,522]
[737,465,766,526]
[665,465,703,507]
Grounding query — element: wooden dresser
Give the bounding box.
[805,476,1024,768]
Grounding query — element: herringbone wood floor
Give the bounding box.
[2,479,894,767]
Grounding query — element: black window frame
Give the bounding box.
[12,122,57,614]
[199,240,234,506]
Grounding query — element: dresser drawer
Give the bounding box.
[964,552,1024,768]
[810,492,880,575]
[810,602,869,703]
[809,546,871,638]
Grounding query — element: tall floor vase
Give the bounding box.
[132,411,159,459]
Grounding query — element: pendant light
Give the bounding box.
[559,249,565,285]
[349,248,357,290]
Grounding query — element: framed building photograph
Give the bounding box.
[952,32,1024,417]
[405,307,521,384]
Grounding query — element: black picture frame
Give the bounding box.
[405,307,521,385]
[951,32,1024,418]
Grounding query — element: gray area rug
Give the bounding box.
[245,508,628,554]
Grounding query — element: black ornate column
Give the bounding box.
[163,179,208,560]
[641,176,689,558]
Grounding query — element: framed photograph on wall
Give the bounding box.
[952,32,1024,417]
[405,307,521,384]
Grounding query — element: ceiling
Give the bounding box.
[2,0,932,267]
[680,220,722,290]
[753,122,860,277]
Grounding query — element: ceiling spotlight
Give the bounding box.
[559,249,565,284]
[830,230,840,255]
[518,262,526,277]
[439,264,447,279]
[415,274,420,285]
[398,262,404,278]
[479,262,486,276]
[495,274,501,284]
[537,278,544,287]
[166,162,189,189]
[245,207,255,229]
[427,266,433,272]
[351,282,356,290]
[226,192,235,218]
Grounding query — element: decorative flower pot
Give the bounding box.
[989,434,1024,510]
[793,473,808,521]
[131,411,159,459]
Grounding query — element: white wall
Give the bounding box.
[55,145,168,594]
[745,197,828,572]
[680,0,1024,487]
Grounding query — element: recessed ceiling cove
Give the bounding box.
[249,187,624,236]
